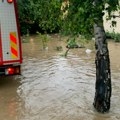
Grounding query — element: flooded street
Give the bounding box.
[0,35,120,120]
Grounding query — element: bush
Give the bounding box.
[17,0,62,35]
[106,32,120,42]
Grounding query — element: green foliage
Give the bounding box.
[105,0,119,17]
[38,33,50,50]
[61,0,94,36]
[17,0,34,35]
[61,0,119,36]
[17,0,62,35]
[30,0,62,33]
[113,33,120,42]
[77,35,89,47]
[67,38,77,48]
[17,0,119,37]
[106,32,120,42]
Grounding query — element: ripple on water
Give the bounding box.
[17,41,120,120]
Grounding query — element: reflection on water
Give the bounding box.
[0,36,120,120]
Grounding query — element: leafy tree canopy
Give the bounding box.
[62,0,119,36]
[17,0,62,35]
[17,0,119,35]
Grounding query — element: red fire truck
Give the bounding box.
[0,0,22,76]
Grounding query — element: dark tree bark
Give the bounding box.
[93,22,112,113]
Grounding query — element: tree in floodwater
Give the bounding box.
[62,0,119,112]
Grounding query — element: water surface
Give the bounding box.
[0,36,120,120]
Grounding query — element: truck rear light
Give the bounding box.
[7,0,13,3]
[7,68,14,75]
[15,67,20,74]
[5,66,20,75]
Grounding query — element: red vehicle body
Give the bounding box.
[0,0,22,76]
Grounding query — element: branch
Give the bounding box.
[111,15,120,18]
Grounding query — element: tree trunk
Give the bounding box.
[93,22,112,113]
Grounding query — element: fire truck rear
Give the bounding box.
[0,0,22,76]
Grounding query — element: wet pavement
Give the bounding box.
[0,35,120,120]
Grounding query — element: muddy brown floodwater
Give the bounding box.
[0,35,120,120]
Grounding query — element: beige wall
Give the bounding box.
[103,11,120,33]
